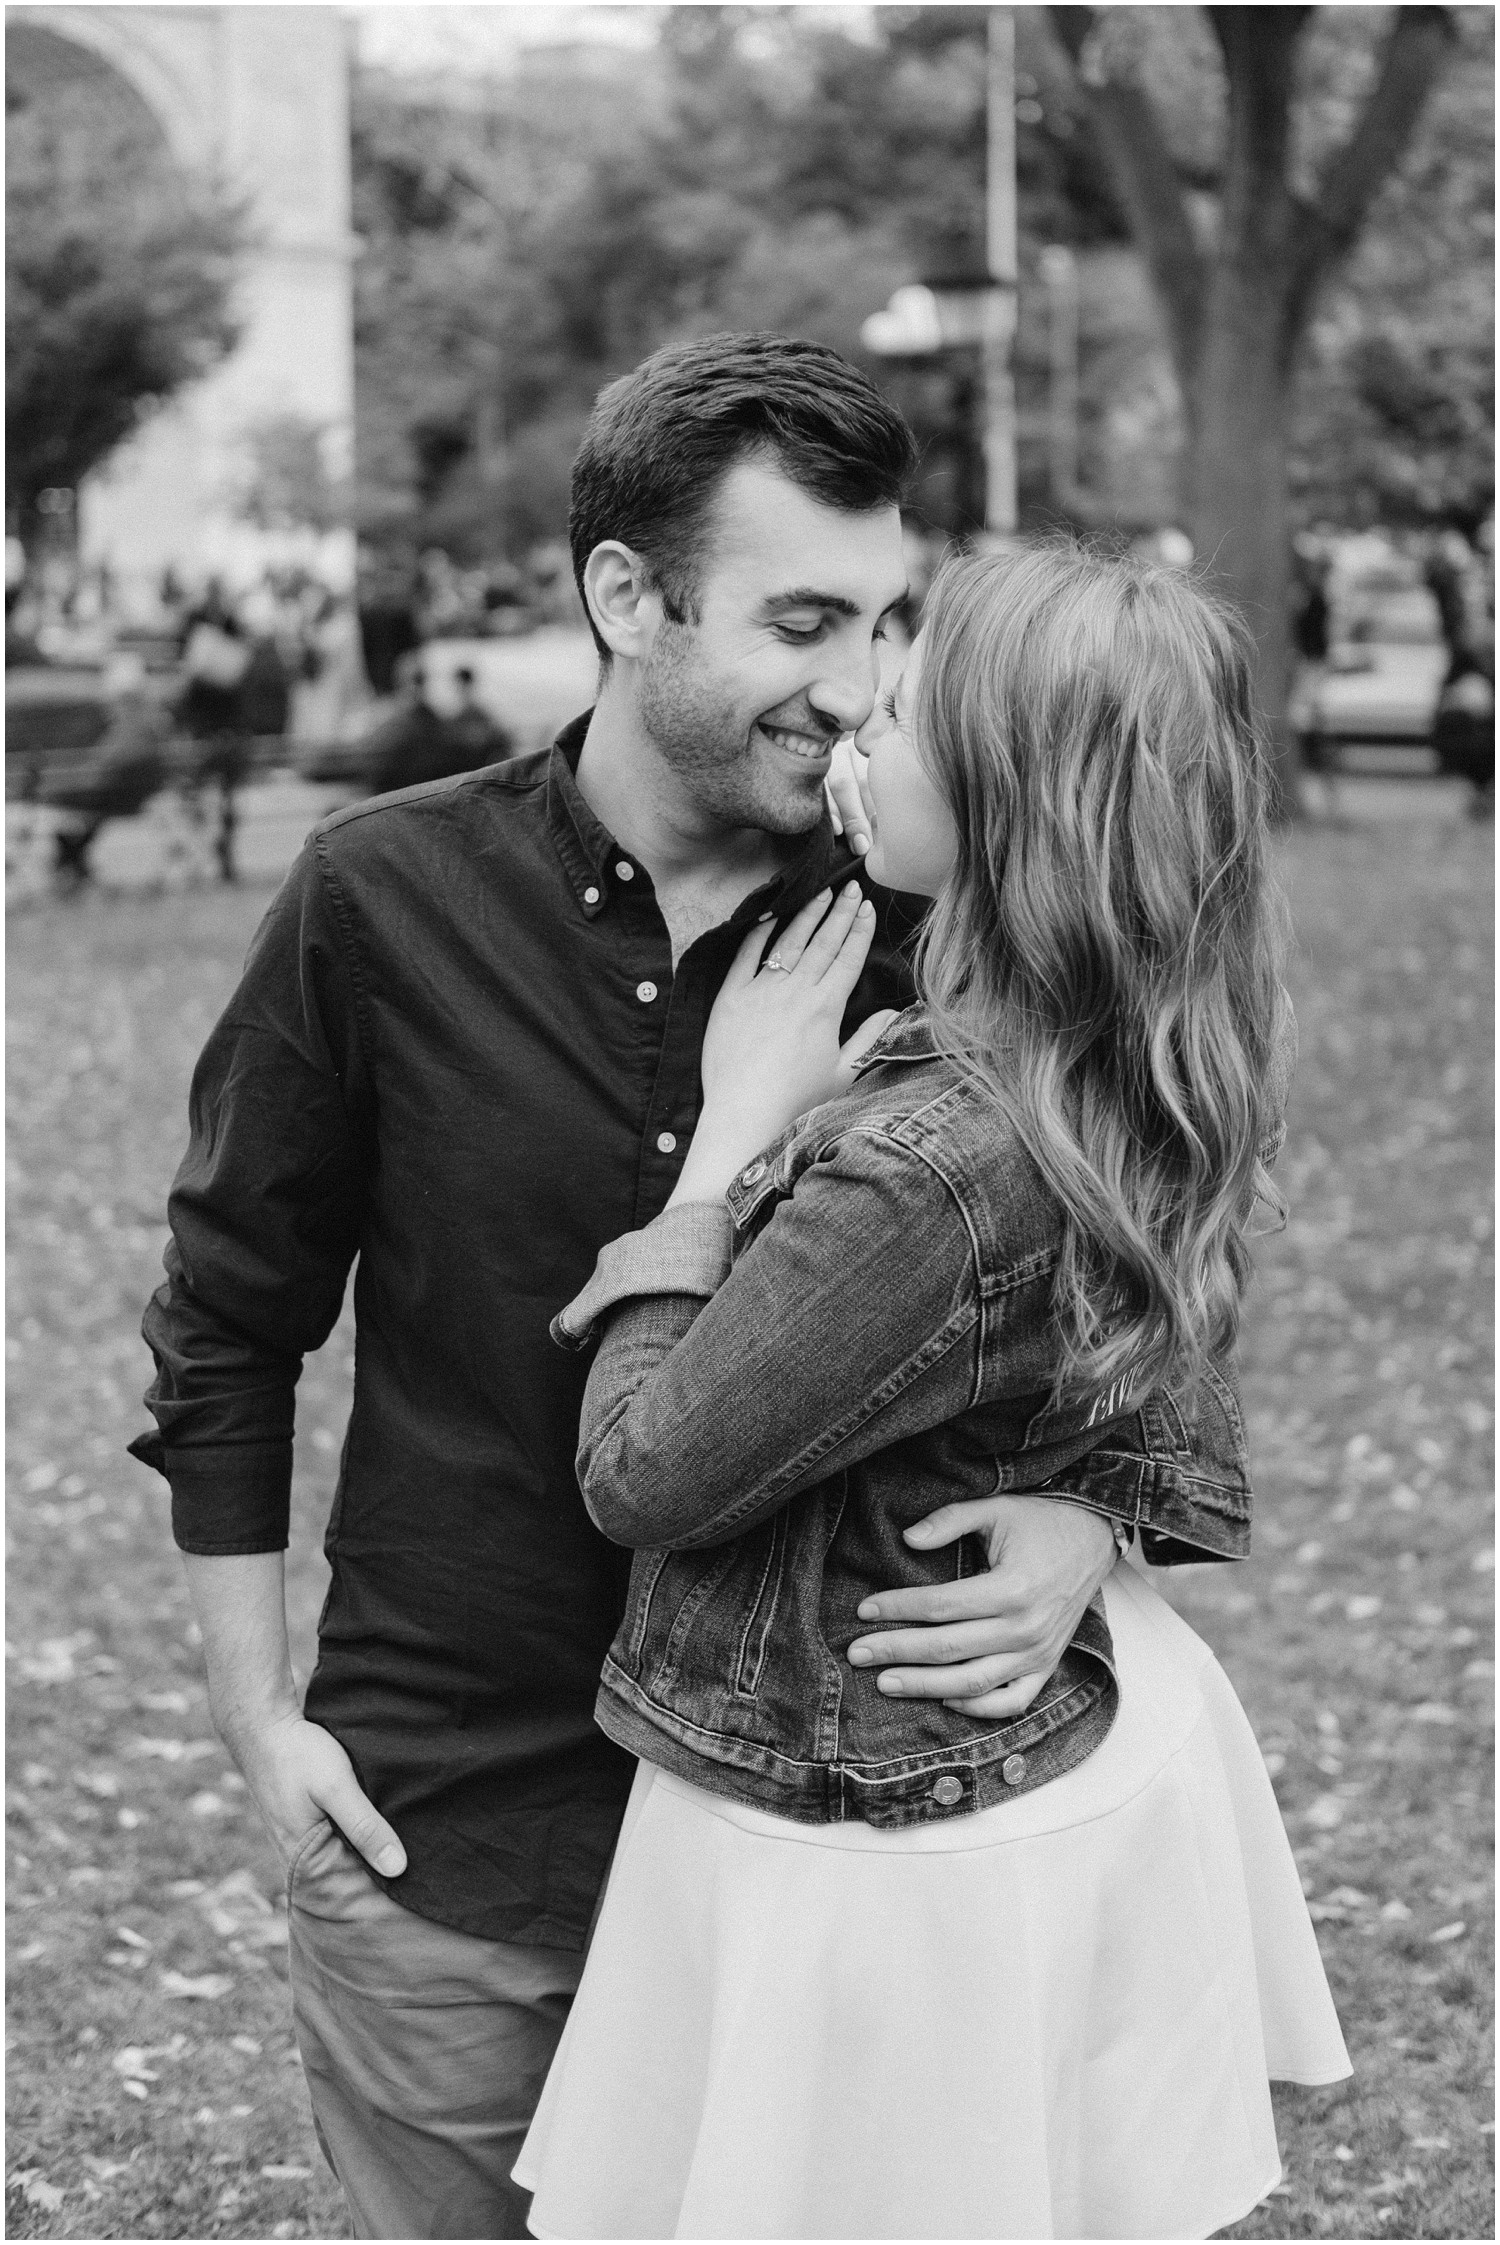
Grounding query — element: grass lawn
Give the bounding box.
[7,807,1494,2241]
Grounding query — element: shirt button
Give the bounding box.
[615,861,635,881]
[739,1159,766,1185]
[1001,1754,1027,1786]
[583,886,600,906]
[636,981,658,1004]
[931,1775,963,1808]
[656,1131,677,1154]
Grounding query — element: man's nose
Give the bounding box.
[808,646,880,735]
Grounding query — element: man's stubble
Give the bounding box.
[636,620,828,839]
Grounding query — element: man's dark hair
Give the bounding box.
[568,332,918,661]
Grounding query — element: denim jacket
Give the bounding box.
[553,1007,1291,1829]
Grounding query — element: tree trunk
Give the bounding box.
[1188,14,1304,817]
[1190,303,1296,815]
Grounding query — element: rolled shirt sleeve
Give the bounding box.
[128,840,370,1554]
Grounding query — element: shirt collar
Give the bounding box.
[546,711,852,933]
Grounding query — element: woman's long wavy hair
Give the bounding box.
[911,540,1288,1410]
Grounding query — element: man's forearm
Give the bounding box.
[182,1551,300,1751]
[181,1549,408,1878]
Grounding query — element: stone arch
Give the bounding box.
[8,6,356,605]
[6,7,218,170]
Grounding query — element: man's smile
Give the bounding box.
[756,720,837,764]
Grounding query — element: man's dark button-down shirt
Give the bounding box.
[130,715,916,1948]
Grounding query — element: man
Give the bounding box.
[132,335,1223,2240]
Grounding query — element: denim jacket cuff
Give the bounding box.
[551,1203,736,1352]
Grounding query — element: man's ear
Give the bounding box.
[584,542,660,664]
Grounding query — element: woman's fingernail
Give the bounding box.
[847,1645,873,1666]
[851,834,870,854]
[877,1674,904,1695]
[374,1846,406,1877]
[843,880,861,898]
[857,1600,879,1620]
[905,1522,934,1542]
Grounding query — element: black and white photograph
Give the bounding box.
[5,4,1493,2240]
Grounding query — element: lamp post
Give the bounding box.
[982,6,1018,536]
[860,7,1018,537]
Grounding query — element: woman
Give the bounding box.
[515,544,1350,2240]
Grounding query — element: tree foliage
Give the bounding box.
[351,3,1490,600]
[5,61,246,536]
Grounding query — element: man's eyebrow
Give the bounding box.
[762,588,861,617]
[761,586,911,619]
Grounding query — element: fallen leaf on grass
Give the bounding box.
[1410,2136,1452,2150]
[1346,1595,1382,1621]
[72,1769,119,1799]
[1471,1547,1495,1573]
[1408,1702,1458,1724]
[165,1877,206,1898]
[138,1690,192,1714]
[231,2034,263,2056]
[261,2163,313,2181]
[191,1791,228,1817]
[112,2049,159,2081]
[160,1970,234,1999]
[1380,1899,1412,1921]
[13,1940,46,1962]
[121,2079,148,2099]
[114,1925,150,1949]
[1428,1921,1466,1942]
[128,1736,218,1763]
[1304,1793,1344,1830]
[8,2172,65,2212]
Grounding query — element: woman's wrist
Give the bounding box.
[667,1109,777,1208]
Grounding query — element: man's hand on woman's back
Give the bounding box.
[845,1496,1120,1720]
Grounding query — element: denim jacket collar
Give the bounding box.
[850,1006,943,1074]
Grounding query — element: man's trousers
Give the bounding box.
[286,1820,585,2240]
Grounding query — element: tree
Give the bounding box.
[1291,7,1493,535]
[5,65,245,546]
[1046,5,1461,807]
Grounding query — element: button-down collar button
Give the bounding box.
[615,861,635,881]
[635,981,658,1004]
[1001,1753,1027,1786]
[739,1159,766,1185]
[583,886,600,906]
[656,1131,677,1153]
[931,1774,963,1808]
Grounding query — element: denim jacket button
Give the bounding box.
[930,1775,963,1808]
[739,1160,767,1186]
[1001,1753,1027,1786]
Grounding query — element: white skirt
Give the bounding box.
[515,1561,1350,2240]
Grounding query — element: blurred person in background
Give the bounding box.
[1425,526,1495,817]
[1289,534,1340,817]
[39,651,171,886]
[131,335,1244,2242]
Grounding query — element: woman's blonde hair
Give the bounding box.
[911,539,1287,1409]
